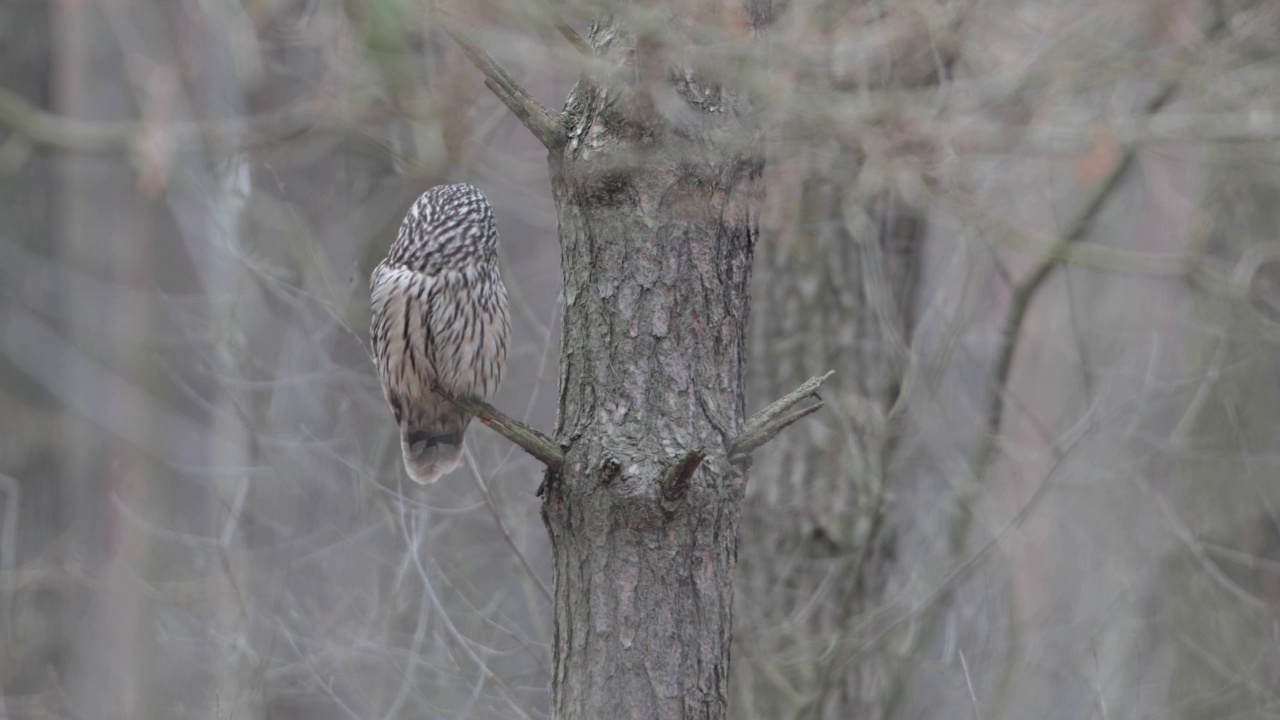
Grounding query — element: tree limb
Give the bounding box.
[740,371,834,436]
[433,384,564,471]
[444,25,567,151]
[729,371,834,460]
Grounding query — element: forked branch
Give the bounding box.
[729,371,834,461]
[973,59,1192,484]
[433,383,564,471]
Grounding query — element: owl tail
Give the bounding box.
[400,426,466,484]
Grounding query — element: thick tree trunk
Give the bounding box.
[540,10,764,719]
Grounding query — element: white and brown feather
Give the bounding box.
[371,184,510,484]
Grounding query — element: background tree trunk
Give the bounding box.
[540,8,765,719]
[732,146,924,720]
[730,3,944,716]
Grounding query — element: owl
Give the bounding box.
[370,184,511,484]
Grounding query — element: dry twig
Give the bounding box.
[729,371,834,461]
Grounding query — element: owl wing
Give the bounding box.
[372,263,478,484]
[424,268,509,401]
[371,262,440,418]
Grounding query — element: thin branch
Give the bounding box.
[395,507,537,720]
[741,370,834,436]
[973,69,1187,484]
[931,190,1189,278]
[433,384,563,471]
[0,87,133,152]
[444,25,567,151]
[0,86,332,155]
[0,473,18,654]
[729,371,834,460]
[814,392,1111,688]
[730,403,825,460]
[462,447,553,603]
[959,649,982,720]
[529,0,591,56]
[969,14,1233,487]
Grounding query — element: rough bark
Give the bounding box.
[540,9,764,719]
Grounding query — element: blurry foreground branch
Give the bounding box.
[436,0,585,150]
[0,87,133,152]
[529,0,591,55]
[0,86,328,156]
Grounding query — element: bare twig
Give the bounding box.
[529,0,591,55]
[462,447,553,602]
[814,391,1113,686]
[730,404,825,460]
[1129,469,1267,610]
[0,86,332,155]
[444,25,567,151]
[395,506,537,720]
[729,371,834,460]
[973,71,1185,484]
[741,370,834,436]
[0,87,133,152]
[959,649,982,720]
[433,383,564,471]
[662,446,707,500]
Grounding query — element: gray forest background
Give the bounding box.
[2,0,1279,718]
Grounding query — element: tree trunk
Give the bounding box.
[540,9,764,719]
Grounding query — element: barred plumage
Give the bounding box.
[371,184,510,484]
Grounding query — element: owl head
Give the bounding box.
[388,183,499,272]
